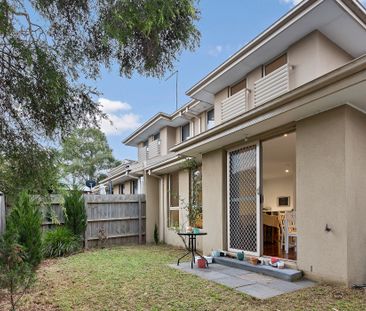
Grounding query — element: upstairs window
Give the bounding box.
[181,123,190,142]
[264,54,287,76]
[207,109,215,130]
[153,132,160,141]
[142,140,148,147]
[230,79,246,96]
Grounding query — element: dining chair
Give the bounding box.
[284,211,297,254]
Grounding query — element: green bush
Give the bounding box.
[7,191,43,267]
[42,227,81,258]
[63,188,87,238]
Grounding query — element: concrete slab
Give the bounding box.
[214,276,256,288]
[168,263,315,299]
[236,283,283,299]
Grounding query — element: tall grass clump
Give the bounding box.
[42,227,80,258]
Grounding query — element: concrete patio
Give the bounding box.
[169,262,315,299]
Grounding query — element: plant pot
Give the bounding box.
[237,252,244,261]
[197,258,206,268]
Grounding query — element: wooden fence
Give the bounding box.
[84,194,146,248]
[40,194,146,248]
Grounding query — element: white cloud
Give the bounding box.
[98,97,141,135]
[279,0,302,6]
[208,45,223,57]
[98,97,131,113]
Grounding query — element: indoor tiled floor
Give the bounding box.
[169,262,314,299]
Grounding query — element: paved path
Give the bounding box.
[169,262,315,299]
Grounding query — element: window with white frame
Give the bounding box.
[207,109,215,130]
[168,172,180,227]
[152,132,160,141]
[181,123,190,142]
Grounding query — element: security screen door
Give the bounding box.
[227,143,260,256]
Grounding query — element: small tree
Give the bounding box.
[7,192,43,267]
[0,228,35,311]
[63,189,87,239]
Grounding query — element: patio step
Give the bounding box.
[213,257,303,282]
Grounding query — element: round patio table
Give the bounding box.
[177,232,208,269]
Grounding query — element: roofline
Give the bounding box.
[122,112,170,144]
[186,0,366,97]
[172,53,366,152]
[122,99,201,145]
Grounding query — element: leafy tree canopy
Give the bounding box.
[60,127,120,184]
[0,0,200,194]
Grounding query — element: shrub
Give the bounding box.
[0,227,35,311]
[42,227,81,258]
[154,224,159,245]
[63,188,87,238]
[7,191,43,267]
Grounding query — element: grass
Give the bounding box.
[2,245,365,311]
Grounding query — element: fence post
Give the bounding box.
[138,195,142,244]
[84,195,89,249]
[0,193,5,234]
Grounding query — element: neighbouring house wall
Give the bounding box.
[124,181,132,195]
[288,31,352,89]
[145,173,160,243]
[160,126,176,156]
[113,184,120,194]
[296,107,348,283]
[263,176,295,211]
[345,107,366,286]
[202,149,226,255]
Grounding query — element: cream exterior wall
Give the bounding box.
[345,107,366,286]
[202,149,226,255]
[145,173,160,243]
[160,126,176,156]
[296,106,366,285]
[288,31,352,89]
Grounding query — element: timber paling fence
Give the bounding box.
[3,194,146,248]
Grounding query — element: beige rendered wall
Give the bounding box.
[345,107,366,286]
[296,107,348,283]
[202,149,226,255]
[144,173,160,243]
[288,31,352,89]
[160,126,176,156]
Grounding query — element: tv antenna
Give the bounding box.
[165,70,179,110]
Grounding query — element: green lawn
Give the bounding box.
[5,245,366,310]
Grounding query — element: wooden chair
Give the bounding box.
[283,211,297,254]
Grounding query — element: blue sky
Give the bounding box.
[94,0,308,160]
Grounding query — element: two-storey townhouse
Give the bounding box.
[120,0,366,286]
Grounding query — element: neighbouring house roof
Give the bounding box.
[186,0,366,103]
[123,100,212,146]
